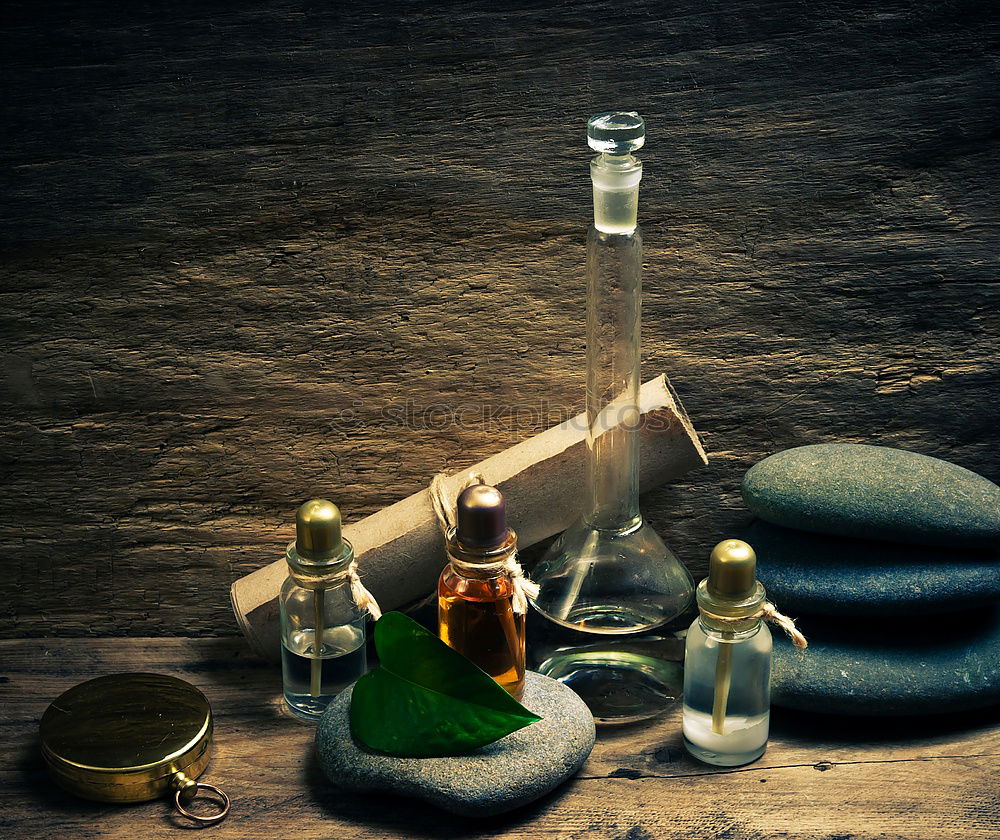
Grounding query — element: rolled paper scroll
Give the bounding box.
[231,374,707,660]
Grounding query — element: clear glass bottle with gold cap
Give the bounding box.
[682,539,772,766]
[438,484,526,699]
[280,499,368,720]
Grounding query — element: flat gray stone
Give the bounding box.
[742,444,1000,548]
[747,520,1000,615]
[316,671,595,816]
[771,606,1000,715]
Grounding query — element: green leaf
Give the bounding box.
[349,611,541,757]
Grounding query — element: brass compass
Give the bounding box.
[40,673,230,826]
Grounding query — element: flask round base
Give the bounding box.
[529,517,695,634]
[535,602,674,635]
[536,649,682,725]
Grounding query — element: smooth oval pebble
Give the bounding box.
[747,520,1000,615]
[771,606,1000,715]
[316,671,595,817]
[742,444,1000,547]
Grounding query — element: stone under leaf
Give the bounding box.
[317,671,596,816]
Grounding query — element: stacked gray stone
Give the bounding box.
[742,444,1000,716]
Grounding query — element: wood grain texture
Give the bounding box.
[2,637,997,839]
[1,1,999,637]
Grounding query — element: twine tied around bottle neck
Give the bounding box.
[428,472,540,615]
[429,471,484,535]
[292,554,382,621]
[702,602,808,651]
[344,560,382,621]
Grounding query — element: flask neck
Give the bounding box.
[583,227,642,530]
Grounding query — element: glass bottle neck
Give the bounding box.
[698,617,762,641]
[446,531,517,579]
[285,540,354,589]
[445,561,506,581]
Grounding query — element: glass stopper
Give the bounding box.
[587,112,646,154]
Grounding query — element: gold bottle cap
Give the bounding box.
[295,499,344,561]
[707,539,757,599]
[697,539,766,631]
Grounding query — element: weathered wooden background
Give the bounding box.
[2,1,998,638]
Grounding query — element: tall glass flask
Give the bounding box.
[529,112,695,723]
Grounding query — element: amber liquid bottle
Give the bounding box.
[438,485,526,699]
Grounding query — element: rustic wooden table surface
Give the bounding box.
[3,1,999,837]
[3,637,998,839]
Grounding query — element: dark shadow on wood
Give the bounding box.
[770,702,1000,746]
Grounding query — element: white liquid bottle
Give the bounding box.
[683,539,772,766]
